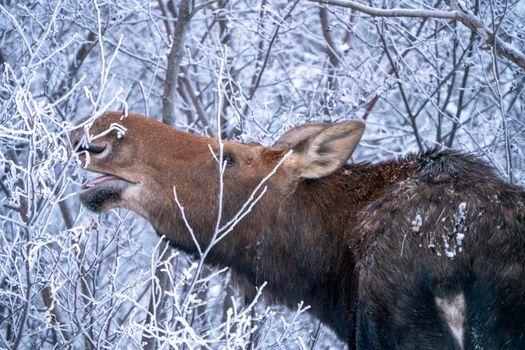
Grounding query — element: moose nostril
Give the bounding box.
[86,143,106,154]
[74,141,106,154]
[73,139,83,152]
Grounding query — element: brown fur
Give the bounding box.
[72,112,525,349]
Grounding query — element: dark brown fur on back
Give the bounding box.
[345,149,525,348]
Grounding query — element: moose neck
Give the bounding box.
[246,159,414,338]
[158,157,414,340]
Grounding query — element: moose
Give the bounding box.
[72,112,525,349]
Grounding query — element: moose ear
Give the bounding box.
[285,120,365,179]
[273,123,329,149]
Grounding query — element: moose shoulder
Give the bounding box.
[72,112,525,349]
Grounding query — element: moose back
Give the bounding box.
[72,112,525,349]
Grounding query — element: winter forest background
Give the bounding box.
[1,0,524,348]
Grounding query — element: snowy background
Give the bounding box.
[0,0,524,348]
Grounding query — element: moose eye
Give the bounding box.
[216,154,235,166]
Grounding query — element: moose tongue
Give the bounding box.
[83,174,121,189]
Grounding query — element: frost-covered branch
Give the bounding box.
[310,0,525,69]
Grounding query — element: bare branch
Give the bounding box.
[161,0,191,126]
[310,0,459,19]
[310,0,525,69]
[319,7,340,91]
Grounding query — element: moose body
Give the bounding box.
[73,112,525,349]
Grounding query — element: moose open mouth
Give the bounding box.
[79,171,137,212]
[82,173,123,190]
[81,171,135,192]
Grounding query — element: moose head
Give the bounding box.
[72,112,364,253]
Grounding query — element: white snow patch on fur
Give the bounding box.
[435,293,465,349]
